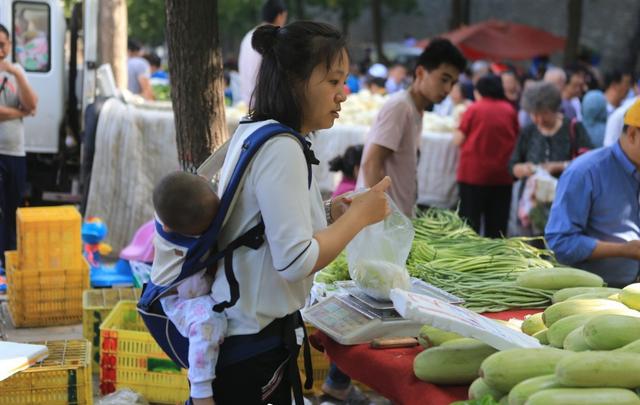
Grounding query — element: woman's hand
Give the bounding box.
[348,176,392,227]
[513,162,536,179]
[0,60,18,76]
[542,161,568,176]
[330,193,353,221]
[452,130,466,146]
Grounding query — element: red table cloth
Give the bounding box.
[310,309,540,405]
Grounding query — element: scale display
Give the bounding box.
[303,294,423,345]
[304,295,373,337]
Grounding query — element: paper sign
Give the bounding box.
[0,341,49,381]
[390,288,541,350]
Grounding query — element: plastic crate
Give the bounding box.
[5,250,89,327]
[82,288,141,373]
[17,205,82,271]
[99,300,189,404]
[0,339,93,404]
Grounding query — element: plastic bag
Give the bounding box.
[346,193,414,300]
[97,388,149,405]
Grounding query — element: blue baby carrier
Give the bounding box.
[137,122,318,404]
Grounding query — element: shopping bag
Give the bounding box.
[346,194,414,300]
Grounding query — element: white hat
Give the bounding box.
[368,63,388,79]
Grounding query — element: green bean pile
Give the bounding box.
[409,208,557,312]
[317,208,558,312]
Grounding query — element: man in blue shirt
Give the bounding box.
[545,99,640,287]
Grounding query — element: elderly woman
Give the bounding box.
[508,81,593,235]
[509,81,593,180]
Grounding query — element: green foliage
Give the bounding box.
[219,0,263,44]
[63,0,81,18]
[127,0,165,46]
[152,83,170,101]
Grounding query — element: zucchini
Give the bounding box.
[567,291,623,301]
[526,388,640,405]
[621,283,640,310]
[417,324,462,348]
[582,314,640,350]
[609,293,622,302]
[413,337,497,384]
[563,327,590,351]
[551,287,620,304]
[516,268,604,290]
[555,351,640,388]
[542,299,631,326]
[479,347,570,392]
[507,374,560,405]
[532,329,549,345]
[521,313,545,336]
[547,314,595,348]
[468,377,503,400]
[615,339,640,353]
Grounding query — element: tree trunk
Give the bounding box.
[165,0,228,172]
[341,6,350,37]
[564,0,582,66]
[371,0,388,64]
[98,0,127,89]
[449,0,470,30]
[295,0,305,19]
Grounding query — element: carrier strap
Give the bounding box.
[212,220,265,313]
[282,312,312,405]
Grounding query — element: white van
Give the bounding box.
[0,0,98,201]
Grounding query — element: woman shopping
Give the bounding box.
[508,81,592,236]
[205,21,391,405]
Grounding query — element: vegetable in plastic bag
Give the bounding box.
[351,259,411,300]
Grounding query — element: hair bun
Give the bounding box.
[252,24,279,56]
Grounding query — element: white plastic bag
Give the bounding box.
[346,194,414,300]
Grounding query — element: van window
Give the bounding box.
[13,2,50,73]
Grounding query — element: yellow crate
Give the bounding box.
[82,288,141,374]
[5,250,89,327]
[0,339,93,404]
[17,205,82,271]
[99,300,189,404]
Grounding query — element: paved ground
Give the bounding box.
[0,296,391,405]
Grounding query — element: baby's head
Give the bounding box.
[153,171,220,236]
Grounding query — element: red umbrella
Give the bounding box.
[417,19,566,61]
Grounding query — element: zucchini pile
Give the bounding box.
[421,283,640,404]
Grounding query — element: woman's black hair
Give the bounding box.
[0,24,11,38]
[249,21,347,132]
[475,74,506,100]
[329,144,363,180]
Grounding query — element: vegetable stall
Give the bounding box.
[306,209,640,405]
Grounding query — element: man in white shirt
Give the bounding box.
[604,96,638,147]
[238,0,287,106]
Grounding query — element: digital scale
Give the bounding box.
[303,278,463,345]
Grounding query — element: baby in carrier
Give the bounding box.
[152,171,226,405]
